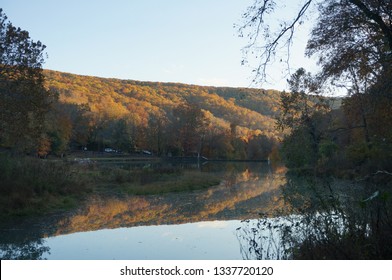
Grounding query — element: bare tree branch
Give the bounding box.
[239,0,392,88]
[238,0,313,84]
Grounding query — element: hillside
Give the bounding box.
[44,70,282,139]
[40,69,289,159]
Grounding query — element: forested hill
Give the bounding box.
[44,69,282,140]
[40,69,289,159]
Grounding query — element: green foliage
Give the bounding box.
[346,142,371,166]
[277,68,330,132]
[318,139,338,160]
[277,69,332,170]
[281,127,316,169]
[48,131,68,155]
[278,65,392,177]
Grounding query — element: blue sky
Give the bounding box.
[2,0,317,90]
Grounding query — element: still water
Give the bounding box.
[0,162,288,260]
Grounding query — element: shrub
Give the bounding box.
[0,154,89,216]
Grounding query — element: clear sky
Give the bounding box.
[2,0,317,91]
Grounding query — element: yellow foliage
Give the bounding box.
[44,69,283,140]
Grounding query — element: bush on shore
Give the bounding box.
[0,155,91,217]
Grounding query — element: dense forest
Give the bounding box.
[30,69,287,160]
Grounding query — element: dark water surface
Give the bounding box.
[0,162,287,260]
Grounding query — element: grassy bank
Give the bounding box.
[116,170,220,195]
[0,155,92,218]
[87,163,221,195]
[0,155,221,219]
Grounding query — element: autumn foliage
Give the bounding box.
[41,70,282,159]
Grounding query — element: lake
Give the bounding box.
[0,161,291,260]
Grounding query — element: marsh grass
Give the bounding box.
[121,171,221,195]
[237,175,392,259]
[0,154,91,218]
[93,165,221,195]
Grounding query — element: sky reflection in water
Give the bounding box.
[1,162,287,260]
[42,220,244,260]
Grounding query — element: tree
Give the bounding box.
[0,9,55,152]
[239,0,392,88]
[111,117,137,153]
[146,112,168,156]
[202,126,234,159]
[306,0,392,88]
[240,0,392,172]
[277,68,330,130]
[168,103,209,156]
[47,102,91,154]
[277,68,331,167]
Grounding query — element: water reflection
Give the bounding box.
[236,175,392,260]
[0,239,50,260]
[42,220,246,260]
[0,162,286,259]
[52,163,285,235]
[0,222,51,260]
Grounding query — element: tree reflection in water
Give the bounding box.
[0,162,284,259]
[0,238,50,260]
